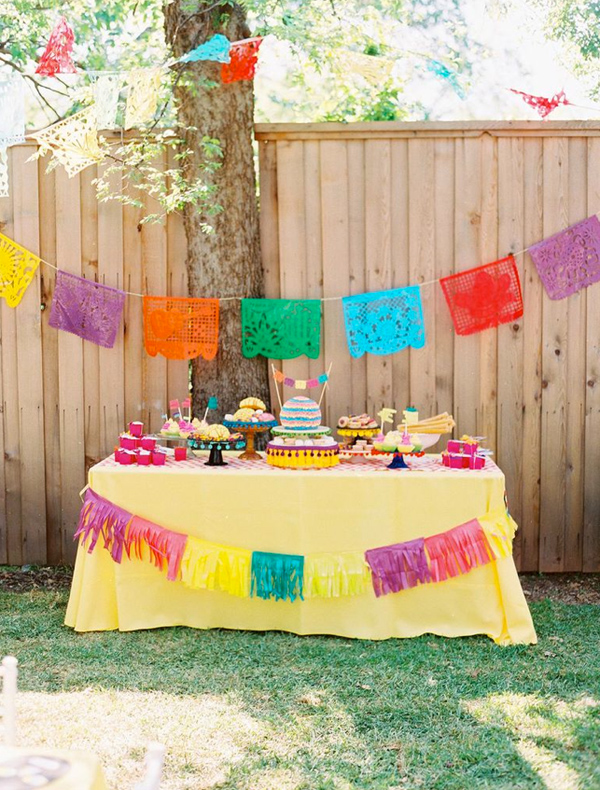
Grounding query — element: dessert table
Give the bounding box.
[65,454,536,645]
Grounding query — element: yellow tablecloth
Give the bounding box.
[65,454,536,644]
[0,746,107,790]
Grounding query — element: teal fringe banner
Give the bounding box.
[251,551,304,602]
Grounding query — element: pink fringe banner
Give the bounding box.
[125,516,187,581]
[74,488,133,563]
[424,519,493,583]
[365,537,431,597]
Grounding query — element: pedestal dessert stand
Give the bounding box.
[222,420,278,461]
[187,436,245,466]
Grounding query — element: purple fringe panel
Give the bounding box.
[74,488,133,563]
[365,537,431,597]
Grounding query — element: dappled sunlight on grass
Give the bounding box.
[2,592,600,788]
[17,690,266,789]
[464,694,600,790]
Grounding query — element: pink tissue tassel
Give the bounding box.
[425,519,493,583]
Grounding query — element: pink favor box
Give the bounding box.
[174,447,187,461]
[141,436,156,451]
[118,449,136,465]
[447,439,478,456]
[442,452,470,469]
[120,435,137,450]
[469,454,486,470]
[129,421,144,438]
[137,450,152,466]
[152,449,167,466]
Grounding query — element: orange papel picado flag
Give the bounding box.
[143,296,219,360]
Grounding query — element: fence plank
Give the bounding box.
[258,140,281,413]
[433,139,455,420]
[12,147,47,563]
[98,166,125,456]
[519,138,544,571]
[540,137,569,571]
[276,141,309,404]
[479,135,498,452]
[364,140,392,416]
[141,154,168,433]
[408,139,436,418]
[348,140,368,413]
[123,202,144,427]
[453,139,481,438]
[563,138,587,570]
[390,140,409,417]
[497,137,524,564]
[1,148,22,564]
[55,167,86,563]
[167,148,190,408]
[584,138,600,571]
[80,166,101,473]
[320,140,350,426]
[39,158,62,563]
[303,141,325,406]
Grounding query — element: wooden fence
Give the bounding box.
[0,122,598,571]
[256,121,600,573]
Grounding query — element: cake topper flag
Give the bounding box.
[377,408,397,433]
[203,396,218,422]
[179,34,231,64]
[528,215,600,300]
[221,37,262,83]
[342,286,426,357]
[440,255,523,336]
[35,17,77,76]
[241,298,322,359]
[0,233,41,308]
[509,88,569,119]
[48,270,126,348]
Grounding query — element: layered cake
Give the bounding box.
[267,396,339,469]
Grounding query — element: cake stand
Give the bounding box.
[371,447,425,469]
[222,420,277,461]
[187,436,245,466]
[337,426,379,448]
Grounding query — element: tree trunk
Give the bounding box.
[163,2,269,420]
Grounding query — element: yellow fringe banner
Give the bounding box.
[478,510,517,560]
[179,536,251,598]
[304,551,372,598]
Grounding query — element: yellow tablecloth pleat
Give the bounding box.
[65,455,537,644]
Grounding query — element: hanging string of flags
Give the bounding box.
[0,10,598,197]
[1,210,599,360]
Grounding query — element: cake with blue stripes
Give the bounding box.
[279,396,322,430]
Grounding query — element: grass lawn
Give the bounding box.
[0,583,599,790]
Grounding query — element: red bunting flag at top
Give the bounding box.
[509,88,569,119]
[440,255,523,336]
[221,38,263,83]
[36,17,77,76]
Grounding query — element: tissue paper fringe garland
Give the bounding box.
[75,488,517,602]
